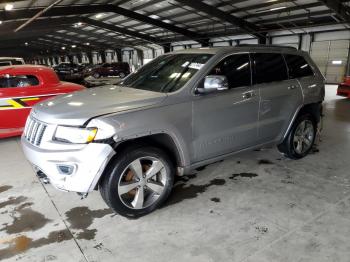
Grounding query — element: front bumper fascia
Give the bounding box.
[21,136,115,193]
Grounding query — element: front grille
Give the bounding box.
[24,117,47,146]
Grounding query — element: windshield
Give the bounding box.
[120,53,213,93]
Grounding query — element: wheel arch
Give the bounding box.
[281,102,323,142]
[96,132,186,190]
[113,133,185,168]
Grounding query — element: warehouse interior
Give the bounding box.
[0,0,350,261]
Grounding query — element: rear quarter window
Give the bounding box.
[284,54,314,79]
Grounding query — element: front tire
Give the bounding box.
[278,114,317,159]
[99,147,175,218]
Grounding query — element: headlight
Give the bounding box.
[54,126,98,144]
[87,118,116,140]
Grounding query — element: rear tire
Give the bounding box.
[99,146,175,218]
[93,73,100,78]
[278,114,317,159]
[119,72,126,78]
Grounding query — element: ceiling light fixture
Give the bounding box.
[149,14,160,19]
[332,60,342,65]
[256,6,286,13]
[25,42,28,46]
[71,45,76,48]
[5,4,14,11]
[270,6,286,11]
[61,46,66,50]
[95,13,104,19]
[0,21,2,25]
[74,22,83,27]
[85,42,90,46]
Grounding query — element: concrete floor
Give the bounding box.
[0,85,349,262]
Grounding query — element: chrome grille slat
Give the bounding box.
[26,119,35,139]
[36,125,46,146]
[24,117,47,147]
[30,122,39,143]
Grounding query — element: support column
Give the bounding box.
[298,34,302,50]
[100,51,106,63]
[258,33,267,45]
[201,39,210,47]
[116,49,122,62]
[136,49,144,67]
[163,43,171,53]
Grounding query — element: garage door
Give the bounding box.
[310,40,350,84]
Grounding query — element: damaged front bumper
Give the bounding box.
[21,136,115,193]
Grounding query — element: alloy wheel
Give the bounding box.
[117,157,167,209]
[293,120,315,154]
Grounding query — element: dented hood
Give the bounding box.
[32,85,167,125]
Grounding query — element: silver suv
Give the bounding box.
[22,46,325,218]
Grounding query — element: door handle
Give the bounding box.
[288,85,297,90]
[242,91,255,99]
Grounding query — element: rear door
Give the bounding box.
[252,52,303,143]
[284,54,324,104]
[192,53,260,162]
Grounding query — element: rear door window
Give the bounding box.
[208,54,251,89]
[284,54,314,79]
[252,53,288,84]
[0,75,40,88]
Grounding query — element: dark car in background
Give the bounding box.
[53,62,84,75]
[53,62,86,83]
[85,62,130,78]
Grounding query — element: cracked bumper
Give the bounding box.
[21,136,115,193]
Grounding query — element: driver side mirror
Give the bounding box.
[197,75,229,94]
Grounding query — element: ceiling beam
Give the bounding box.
[173,0,262,39]
[108,5,209,45]
[0,17,81,36]
[66,27,142,46]
[0,4,111,21]
[49,32,111,50]
[80,17,159,44]
[0,4,209,45]
[318,0,350,22]
[243,3,323,20]
[38,36,94,52]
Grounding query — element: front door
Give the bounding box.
[192,53,259,162]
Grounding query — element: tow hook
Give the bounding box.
[36,170,50,184]
[77,192,88,199]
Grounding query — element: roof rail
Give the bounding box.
[236,44,297,50]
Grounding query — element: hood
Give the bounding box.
[32,85,167,125]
